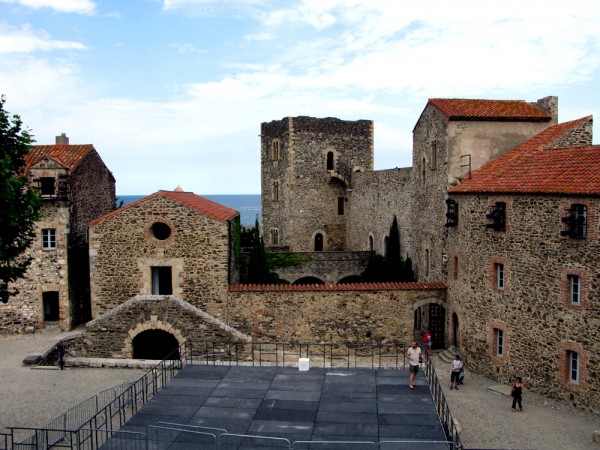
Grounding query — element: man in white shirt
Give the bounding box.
[406,341,423,389]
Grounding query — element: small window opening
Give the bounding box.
[42,229,56,250]
[272,181,279,201]
[314,233,323,251]
[561,204,587,239]
[568,275,581,305]
[270,228,279,246]
[327,151,334,170]
[337,197,345,215]
[151,267,172,295]
[445,199,458,227]
[486,202,506,231]
[40,177,56,196]
[568,350,580,383]
[151,222,172,240]
[496,263,505,290]
[495,328,504,356]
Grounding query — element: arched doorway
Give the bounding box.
[314,233,323,251]
[326,151,334,170]
[132,329,180,360]
[452,312,460,347]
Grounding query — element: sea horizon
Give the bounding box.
[118,194,261,227]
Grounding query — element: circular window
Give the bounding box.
[151,222,172,240]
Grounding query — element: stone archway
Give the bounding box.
[412,299,447,350]
[132,329,180,360]
[124,318,185,359]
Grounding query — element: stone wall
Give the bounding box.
[227,283,447,344]
[446,193,600,413]
[272,251,372,284]
[85,296,250,358]
[1,202,70,333]
[69,149,116,247]
[89,195,232,321]
[261,117,374,252]
[346,168,413,257]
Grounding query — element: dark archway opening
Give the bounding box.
[338,275,363,284]
[293,276,325,285]
[326,151,334,170]
[132,329,180,360]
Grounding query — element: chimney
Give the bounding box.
[534,96,558,125]
[55,133,69,145]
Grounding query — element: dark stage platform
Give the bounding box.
[118,364,447,444]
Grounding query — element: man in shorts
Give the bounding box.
[406,341,423,389]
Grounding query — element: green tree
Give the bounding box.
[246,217,270,283]
[0,96,42,292]
[385,215,403,281]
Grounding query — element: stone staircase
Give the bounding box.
[436,345,462,364]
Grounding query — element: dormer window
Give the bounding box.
[561,204,587,239]
[445,199,458,227]
[40,177,56,196]
[486,202,506,232]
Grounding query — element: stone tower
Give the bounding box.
[261,116,374,252]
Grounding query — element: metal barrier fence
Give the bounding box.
[2,342,462,449]
[183,341,408,369]
[423,357,462,448]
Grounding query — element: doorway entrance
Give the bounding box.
[42,291,59,321]
[132,329,180,360]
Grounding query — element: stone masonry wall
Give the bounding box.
[85,296,250,358]
[1,202,70,333]
[69,150,116,247]
[89,195,231,321]
[227,284,446,344]
[446,193,599,413]
[346,168,413,257]
[272,251,372,284]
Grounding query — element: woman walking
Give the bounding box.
[510,377,525,412]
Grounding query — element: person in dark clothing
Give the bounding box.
[510,377,525,411]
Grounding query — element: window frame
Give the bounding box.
[568,274,581,305]
[40,177,56,196]
[337,197,345,215]
[270,228,279,246]
[495,328,504,357]
[42,228,57,250]
[151,266,173,295]
[568,350,580,384]
[496,263,505,290]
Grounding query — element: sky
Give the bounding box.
[1,0,600,195]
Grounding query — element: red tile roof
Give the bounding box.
[428,98,552,122]
[90,190,239,225]
[449,116,600,195]
[25,144,95,171]
[229,282,447,292]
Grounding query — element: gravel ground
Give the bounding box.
[434,354,600,449]
[0,330,598,449]
[0,328,145,432]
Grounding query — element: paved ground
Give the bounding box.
[118,364,445,444]
[433,354,600,449]
[0,329,598,448]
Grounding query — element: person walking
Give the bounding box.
[450,354,463,390]
[406,341,423,389]
[510,377,525,411]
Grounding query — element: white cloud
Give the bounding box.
[0,0,96,14]
[168,42,207,54]
[0,24,86,53]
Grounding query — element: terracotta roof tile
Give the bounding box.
[229,282,447,292]
[25,144,95,171]
[428,98,551,122]
[449,116,600,195]
[90,189,239,225]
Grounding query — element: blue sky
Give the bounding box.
[1,0,600,194]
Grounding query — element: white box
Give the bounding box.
[298,358,310,371]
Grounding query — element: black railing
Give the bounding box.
[424,356,463,449]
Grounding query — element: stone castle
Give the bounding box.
[0,96,598,413]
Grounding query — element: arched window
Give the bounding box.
[314,233,323,251]
[327,151,334,170]
[369,235,374,251]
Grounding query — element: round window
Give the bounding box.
[151,222,172,240]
